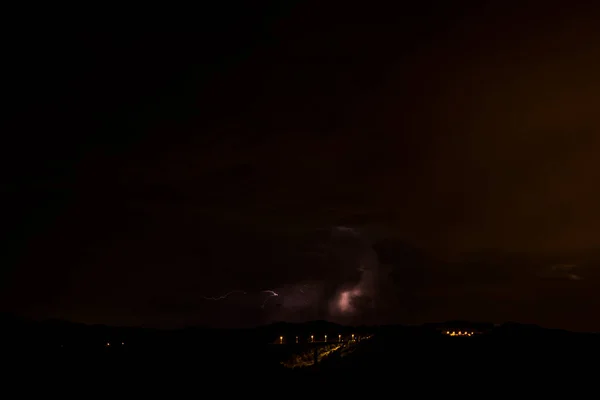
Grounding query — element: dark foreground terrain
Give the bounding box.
[3,315,598,391]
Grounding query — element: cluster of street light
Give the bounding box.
[279,333,371,344]
[105,342,125,347]
[444,331,474,337]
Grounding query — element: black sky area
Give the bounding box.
[3,1,600,331]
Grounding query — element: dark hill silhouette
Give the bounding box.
[3,313,599,387]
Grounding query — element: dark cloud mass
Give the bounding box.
[3,1,600,331]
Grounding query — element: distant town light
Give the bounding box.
[295,336,298,343]
[324,335,327,342]
[311,335,314,342]
[106,342,110,347]
[279,336,283,344]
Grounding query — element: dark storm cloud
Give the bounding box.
[116,2,600,256]
[5,2,600,330]
[375,240,600,330]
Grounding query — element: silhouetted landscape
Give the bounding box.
[5,313,598,387]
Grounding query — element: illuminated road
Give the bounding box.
[278,336,373,369]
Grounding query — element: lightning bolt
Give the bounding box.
[202,290,247,301]
[260,290,279,309]
[202,289,282,308]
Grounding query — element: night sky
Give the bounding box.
[3,1,600,331]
